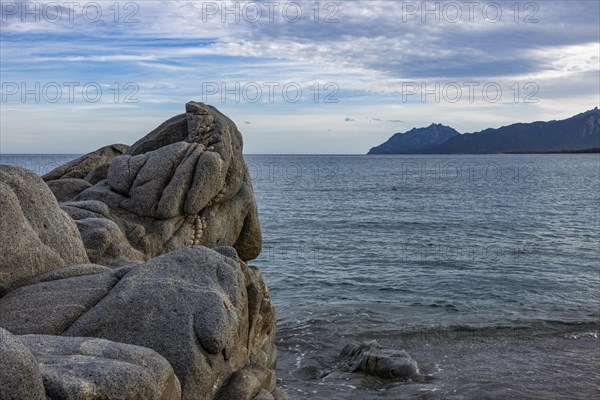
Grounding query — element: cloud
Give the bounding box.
[1,0,598,153]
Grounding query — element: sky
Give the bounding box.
[0,0,599,154]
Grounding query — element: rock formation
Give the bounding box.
[10,330,181,400]
[0,166,89,296]
[43,144,128,183]
[339,340,420,380]
[0,102,286,400]
[0,328,46,400]
[42,102,261,266]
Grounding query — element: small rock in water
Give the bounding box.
[339,340,420,380]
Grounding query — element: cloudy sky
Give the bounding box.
[1,0,598,154]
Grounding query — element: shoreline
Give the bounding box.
[276,321,600,399]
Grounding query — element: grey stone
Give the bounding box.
[339,340,420,380]
[0,246,280,399]
[126,113,189,156]
[0,165,89,295]
[63,102,262,262]
[74,217,146,266]
[62,246,277,400]
[42,144,128,182]
[0,103,285,400]
[0,328,46,400]
[3,263,111,294]
[0,267,130,335]
[214,246,241,262]
[60,200,112,220]
[271,387,289,400]
[216,364,275,400]
[106,142,223,219]
[15,263,111,286]
[252,389,275,400]
[19,334,181,400]
[46,178,92,202]
[84,162,110,185]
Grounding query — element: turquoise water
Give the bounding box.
[2,153,599,399]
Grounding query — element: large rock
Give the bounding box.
[0,266,131,335]
[19,334,181,400]
[0,165,89,295]
[65,246,276,400]
[43,144,128,182]
[339,340,420,380]
[42,145,128,201]
[215,363,275,400]
[0,328,46,400]
[74,218,146,266]
[0,103,283,400]
[9,263,111,289]
[126,113,189,156]
[47,102,261,263]
[57,201,145,266]
[0,246,279,400]
[46,178,93,202]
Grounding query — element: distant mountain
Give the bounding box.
[431,108,600,154]
[367,123,460,154]
[367,108,600,154]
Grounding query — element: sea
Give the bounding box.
[1,153,599,400]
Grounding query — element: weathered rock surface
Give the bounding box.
[271,387,289,400]
[0,102,284,400]
[42,144,127,201]
[0,246,279,400]
[0,165,89,295]
[126,113,189,156]
[19,334,181,400]
[0,266,131,335]
[74,217,146,266]
[339,340,420,380]
[46,178,92,202]
[0,328,46,400]
[45,102,261,264]
[215,363,275,400]
[6,263,111,292]
[65,246,277,400]
[43,144,128,182]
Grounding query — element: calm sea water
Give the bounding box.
[2,153,599,399]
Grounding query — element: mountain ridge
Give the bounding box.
[368,123,460,154]
[367,108,600,154]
